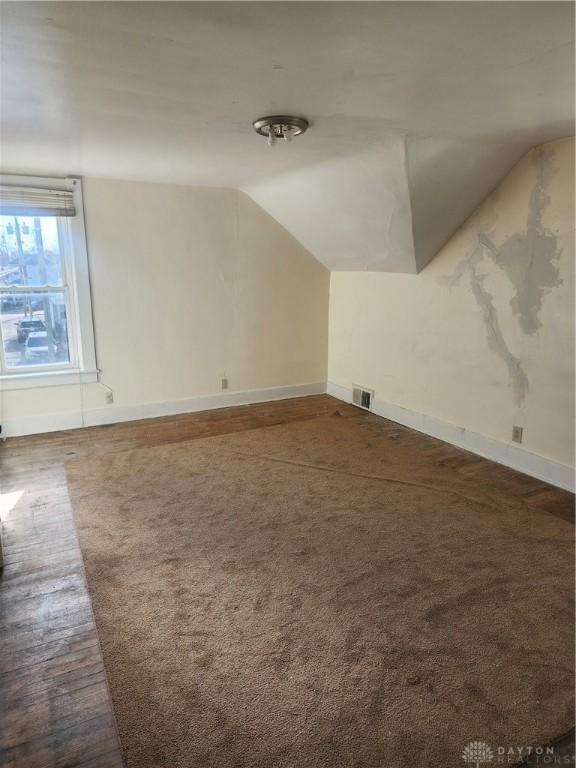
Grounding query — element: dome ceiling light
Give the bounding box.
[253,115,309,146]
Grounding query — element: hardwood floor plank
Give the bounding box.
[0,713,122,768]
[0,678,112,748]
[0,634,100,678]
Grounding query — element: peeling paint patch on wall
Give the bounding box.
[443,242,530,406]
[479,147,562,336]
[443,144,563,406]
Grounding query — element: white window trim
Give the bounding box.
[0,174,98,390]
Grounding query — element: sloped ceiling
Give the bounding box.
[1,2,574,272]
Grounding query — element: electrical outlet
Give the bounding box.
[512,425,523,444]
[105,391,114,405]
[221,377,229,390]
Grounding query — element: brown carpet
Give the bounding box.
[66,414,574,768]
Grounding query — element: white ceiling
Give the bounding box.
[1,2,574,271]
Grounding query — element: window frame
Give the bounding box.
[0,174,98,390]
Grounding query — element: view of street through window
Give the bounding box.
[0,215,70,369]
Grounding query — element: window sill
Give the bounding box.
[0,369,99,391]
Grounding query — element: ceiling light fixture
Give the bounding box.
[253,115,309,147]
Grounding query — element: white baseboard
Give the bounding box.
[2,410,86,438]
[327,382,575,493]
[2,381,327,438]
[6,379,573,493]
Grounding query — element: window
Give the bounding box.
[0,176,97,388]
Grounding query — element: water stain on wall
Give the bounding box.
[479,147,562,336]
[444,242,530,406]
[442,145,561,407]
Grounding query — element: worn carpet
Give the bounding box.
[66,414,574,768]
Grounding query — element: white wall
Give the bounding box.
[2,181,329,434]
[328,137,575,471]
[245,139,417,273]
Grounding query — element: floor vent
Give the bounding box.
[352,386,374,411]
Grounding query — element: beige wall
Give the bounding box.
[328,137,575,466]
[2,181,329,432]
[85,181,328,401]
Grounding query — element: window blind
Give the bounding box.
[0,185,76,217]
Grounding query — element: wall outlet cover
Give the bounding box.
[512,425,523,444]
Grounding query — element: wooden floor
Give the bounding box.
[0,395,573,768]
